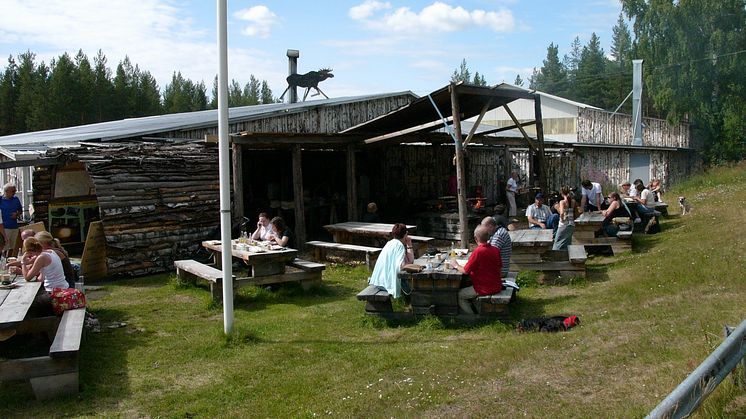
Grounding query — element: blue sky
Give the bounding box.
[0,0,625,99]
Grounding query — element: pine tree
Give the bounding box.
[14,51,38,132]
[92,50,113,122]
[563,36,582,99]
[260,80,274,104]
[609,13,633,112]
[244,75,260,105]
[74,50,96,124]
[513,74,524,87]
[137,71,162,116]
[48,53,79,128]
[113,57,137,118]
[575,33,611,108]
[532,43,568,95]
[26,61,50,131]
[0,56,18,135]
[450,58,471,84]
[228,79,243,107]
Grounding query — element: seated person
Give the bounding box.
[620,181,633,197]
[268,216,293,248]
[601,192,631,236]
[21,237,70,317]
[361,202,381,223]
[7,229,36,271]
[648,179,664,202]
[633,183,656,209]
[482,216,511,278]
[368,223,414,298]
[251,212,275,241]
[629,179,643,198]
[449,225,502,314]
[580,179,603,212]
[35,231,77,288]
[526,193,558,231]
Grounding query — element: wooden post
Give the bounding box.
[534,95,548,193]
[450,83,470,248]
[346,144,358,221]
[231,143,244,222]
[292,145,306,249]
[503,145,512,204]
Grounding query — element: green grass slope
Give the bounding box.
[1,163,745,418]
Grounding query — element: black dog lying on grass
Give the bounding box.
[517,315,580,332]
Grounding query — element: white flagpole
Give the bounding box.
[217,0,234,334]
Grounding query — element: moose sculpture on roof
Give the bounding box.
[280,68,334,102]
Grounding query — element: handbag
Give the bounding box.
[50,287,87,316]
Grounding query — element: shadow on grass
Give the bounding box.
[0,307,144,415]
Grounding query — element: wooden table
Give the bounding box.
[398,254,468,316]
[0,280,43,335]
[574,211,631,254]
[323,222,416,246]
[508,229,554,263]
[201,240,298,277]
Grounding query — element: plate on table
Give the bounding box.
[454,249,469,256]
[0,282,20,290]
[248,246,265,253]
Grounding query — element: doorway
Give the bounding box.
[629,153,650,184]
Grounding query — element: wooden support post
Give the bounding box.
[231,143,244,222]
[463,99,492,147]
[503,104,537,152]
[346,144,358,221]
[292,145,306,249]
[503,145,512,204]
[450,83,470,248]
[534,95,548,193]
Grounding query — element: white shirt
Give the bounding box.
[40,250,69,291]
[640,189,655,207]
[581,182,603,207]
[629,186,638,197]
[254,224,275,241]
[506,177,517,193]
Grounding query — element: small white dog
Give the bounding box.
[679,196,692,215]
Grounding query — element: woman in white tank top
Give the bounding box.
[21,237,69,292]
[552,186,576,251]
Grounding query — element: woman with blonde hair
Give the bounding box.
[35,231,77,288]
[21,237,69,292]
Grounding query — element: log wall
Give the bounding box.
[164,95,414,140]
[578,108,691,148]
[36,143,220,277]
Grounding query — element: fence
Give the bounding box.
[647,318,746,418]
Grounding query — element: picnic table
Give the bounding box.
[1,279,86,399]
[574,211,631,254]
[323,222,416,245]
[508,229,554,263]
[202,240,298,277]
[0,280,43,336]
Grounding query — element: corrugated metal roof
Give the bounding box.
[0,91,415,150]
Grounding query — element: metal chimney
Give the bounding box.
[287,49,299,104]
[632,59,643,146]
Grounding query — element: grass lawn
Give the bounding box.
[2,164,745,418]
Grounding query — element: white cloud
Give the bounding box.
[234,5,279,38]
[350,1,515,34]
[0,0,282,94]
[349,1,391,20]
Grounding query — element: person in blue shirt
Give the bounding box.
[0,183,22,253]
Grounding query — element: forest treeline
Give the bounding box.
[0,49,278,136]
[528,2,746,163]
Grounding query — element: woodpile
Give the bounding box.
[34,142,220,277]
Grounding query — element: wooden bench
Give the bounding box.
[306,241,382,271]
[174,259,235,303]
[476,287,516,319]
[356,285,393,314]
[284,258,325,290]
[0,308,86,400]
[509,244,588,281]
[408,235,436,257]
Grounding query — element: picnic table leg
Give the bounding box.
[213,251,222,269]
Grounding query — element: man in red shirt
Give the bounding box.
[449,225,503,314]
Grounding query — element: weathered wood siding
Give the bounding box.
[35,143,220,277]
[578,108,691,148]
[165,95,414,140]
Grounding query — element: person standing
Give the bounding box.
[580,180,603,212]
[0,183,22,253]
[552,186,577,250]
[506,171,519,217]
[449,225,502,314]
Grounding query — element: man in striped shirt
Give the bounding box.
[482,216,511,278]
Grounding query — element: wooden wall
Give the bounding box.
[578,108,691,148]
[35,143,220,277]
[165,95,414,140]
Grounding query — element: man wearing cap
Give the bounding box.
[526,193,558,231]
